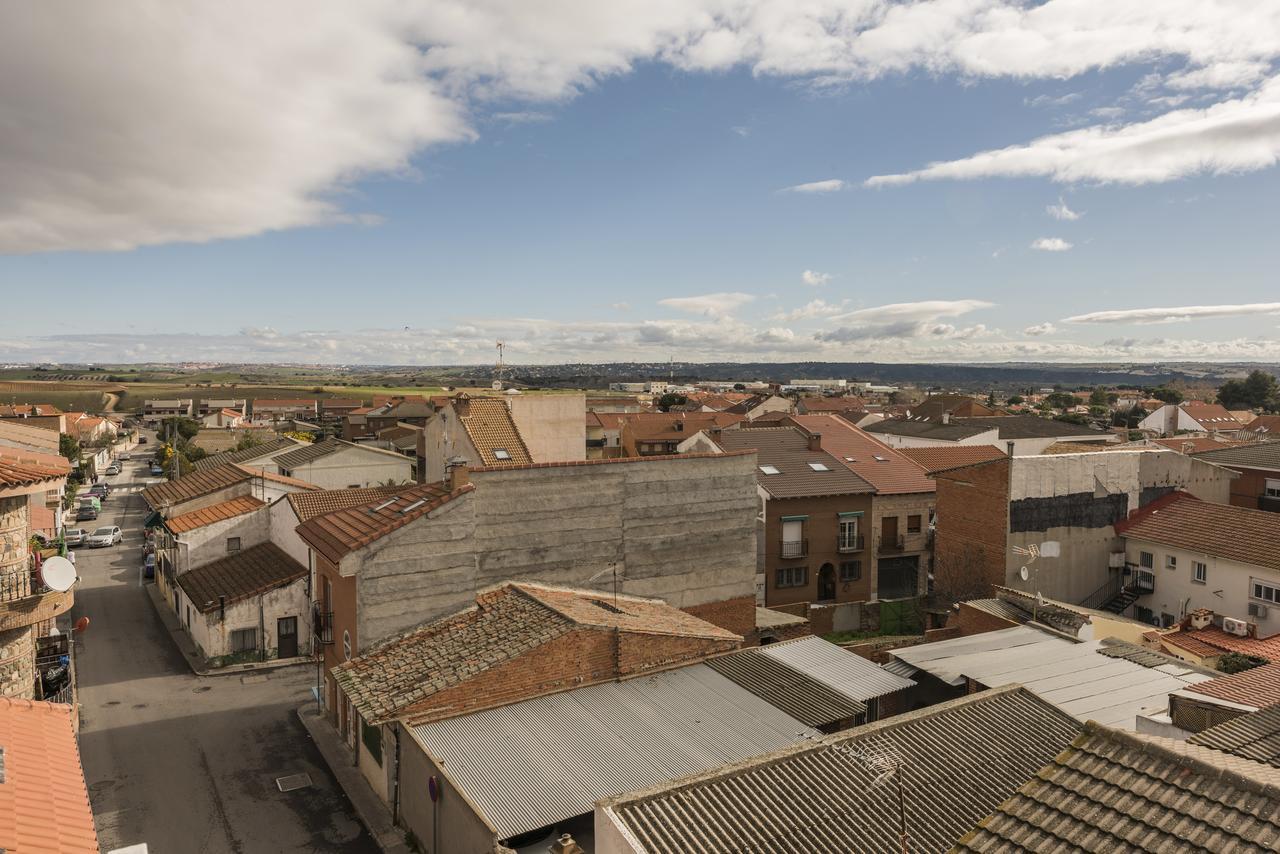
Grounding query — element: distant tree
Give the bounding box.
[1217,370,1279,412]
[733,383,746,391]
[656,393,688,412]
[986,390,996,406]
[58,433,80,462]
[159,416,200,441]
[1007,394,1024,406]
[1054,413,1090,426]
[1150,386,1183,404]
[234,432,262,452]
[1088,406,1109,418]
[1089,387,1110,407]
[1044,391,1078,410]
[929,543,995,607]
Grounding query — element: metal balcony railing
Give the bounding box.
[878,534,906,552]
[313,606,335,645]
[0,567,51,603]
[837,533,865,553]
[780,539,808,559]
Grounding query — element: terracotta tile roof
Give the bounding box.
[0,458,68,490]
[234,465,321,491]
[140,464,253,509]
[286,484,406,522]
[798,396,867,415]
[165,496,265,534]
[1184,662,1280,709]
[296,482,467,564]
[0,404,63,417]
[333,582,739,725]
[1115,491,1280,573]
[191,437,302,471]
[347,406,375,416]
[175,542,307,613]
[469,448,758,473]
[0,449,70,472]
[898,444,1007,474]
[1190,703,1280,767]
[790,414,936,494]
[455,398,533,466]
[0,698,99,853]
[1159,625,1280,662]
[1181,401,1243,426]
[954,722,1280,852]
[623,412,745,442]
[716,427,875,498]
[319,398,364,409]
[1245,415,1280,436]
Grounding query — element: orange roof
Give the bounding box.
[287,484,407,522]
[898,444,1007,474]
[0,698,99,853]
[790,414,936,494]
[1159,625,1280,661]
[621,412,745,442]
[1184,661,1280,709]
[457,398,532,466]
[0,458,68,490]
[1181,402,1242,426]
[296,482,469,564]
[0,404,63,417]
[165,495,265,533]
[219,408,243,418]
[1245,415,1280,435]
[1115,492,1280,573]
[0,449,71,473]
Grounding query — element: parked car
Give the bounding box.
[105,464,121,476]
[64,528,88,547]
[76,506,98,522]
[86,526,123,548]
[79,496,101,512]
[118,452,131,460]
[86,485,108,502]
[149,464,164,477]
[138,436,148,444]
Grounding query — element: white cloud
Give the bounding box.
[773,299,848,321]
[818,299,995,343]
[731,125,751,137]
[801,269,832,286]
[10,2,1280,253]
[610,302,631,312]
[1024,322,1057,336]
[781,179,847,194]
[490,111,553,124]
[1065,302,1280,324]
[1031,237,1073,252]
[1046,199,1081,220]
[657,292,756,317]
[867,74,1280,187]
[830,299,994,324]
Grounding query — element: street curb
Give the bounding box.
[295,705,411,854]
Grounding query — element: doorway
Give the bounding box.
[278,616,298,658]
[817,563,836,602]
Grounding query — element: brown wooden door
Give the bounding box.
[278,616,298,658]
[881,516,899,548]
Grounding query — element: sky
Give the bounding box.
[3,1,1280,366]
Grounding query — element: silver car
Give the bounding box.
[64,528,88,547]
[86,526,123,547]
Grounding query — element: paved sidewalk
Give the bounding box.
[297,705,411,854]
[143,580,312,677]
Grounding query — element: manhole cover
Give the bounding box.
[241,674,268,685]
[276,773,313,792]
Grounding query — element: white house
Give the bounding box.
[173,542,311,667]
[1117,491,1280,637]
[273,438,415,489]
[1138,402,1245,437]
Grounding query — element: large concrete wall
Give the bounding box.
[1005,450,1234,603]
[180,508,270,570]
[283,446,414,489]
[353,454,759,647]
[508,393,585,463]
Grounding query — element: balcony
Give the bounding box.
[837,533,865,553]
[878,534,906,552]
[0,566,76,630]
[1134,569,1156,594]
[780,539,808,559]
[313,605,335,646]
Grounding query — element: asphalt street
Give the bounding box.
[72,445,378,853]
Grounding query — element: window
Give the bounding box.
[781,519,805,558]
[840,560,862,582]
[1253,580,1280,604]
[807,462,830,472]
[1266,478,1280,498]
[1165,554,1177,570]
[1193,562,1207,584]
[776,566,808,588]
[493,448,511,460]
[907,514,922,534]
[226,537,241,553]
[1139,551,1154,569]
[230,628,257,653]
[759,465,780,475]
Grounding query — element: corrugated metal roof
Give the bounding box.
[1190,703,1280,767]
[760,635,915,702]
[705,649,867,727]
[890,626,1214,730]
[409,664,816,840]
[604,686,1082,854]
[955,723,1280,852]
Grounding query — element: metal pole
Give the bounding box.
[896,766,910,854]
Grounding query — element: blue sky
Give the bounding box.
[3,2,1280,365]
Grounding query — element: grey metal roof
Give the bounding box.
[191,437,301,472]
[408,663,817,840]
[1190,703,1280,768]
[889,626,1215,729]
[954,723,1280,853]
[274,436,343,469]
[602,685,1082,854]
[759,635,915,702]
[705,649,867,727]
[962,415,1109,439]
[1195,440,1280,471]
[962,598,1028,624]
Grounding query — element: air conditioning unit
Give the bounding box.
[1248,603,1269,619]
[1222,617,1250,637]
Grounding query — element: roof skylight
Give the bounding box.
[759,465,780,475]
[808,462,830,472]
[493,448,511,460]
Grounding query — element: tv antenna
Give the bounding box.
[820,734,911,853]
[584,562,622,608]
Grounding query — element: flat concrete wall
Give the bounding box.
[1126,537,1278,634]
[508,394,585,463]
[181,579,309,664]
[353,454,759,648]
[269,499,311,568]
[399,731,497,854]
[180,508,270,570]
[283,446,414,490]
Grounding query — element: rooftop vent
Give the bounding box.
[372,497,400,513]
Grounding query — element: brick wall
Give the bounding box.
[934,457,1010,596]
[951,602,1019,636]
[682,595,756,637]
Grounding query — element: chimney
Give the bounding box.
[548,834,585,854]
[1188,608,1213,631]
[448,463,470,491]
[808,432,822,451]
[941,412,951,425]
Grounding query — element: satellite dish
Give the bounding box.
[1019,566,1030,582]
[40,556,78,592]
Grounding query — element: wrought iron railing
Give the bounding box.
[878,534,906,552]
[0,567,50,603]
[780,539,808,559]
[313,606,335,645]
[837,533,865,552]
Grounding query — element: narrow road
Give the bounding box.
[72,446,377,853]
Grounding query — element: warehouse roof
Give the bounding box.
[1189,703,1280,768]
[410,662,818,840]
[790,414,936,494]
[602,686,1081,854]
[888,626,1214,729]
[954,723,1280,852]
[175,542,307,613]
[1116,491,1280,573]
[716,426,875,498]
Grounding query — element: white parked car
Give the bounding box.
[86,526,123,548]
[64,528,88,548]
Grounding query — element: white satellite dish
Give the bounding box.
[1019,566,1030,582]
[40,556,78,592]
